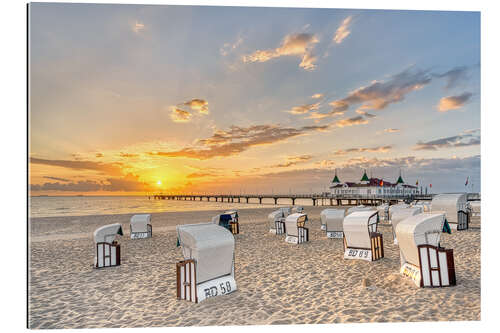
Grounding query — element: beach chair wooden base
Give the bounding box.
[95,242,120,268]
[176,260,237,303]
[401,245,456,287]
[285,227,308,244]
[456,210,469,230]
[230,221,239,234]
[270,220,286,235]
[326,231,343,239]
[176,259,197,302]
[343,233,384,261]
[131,224,152,239]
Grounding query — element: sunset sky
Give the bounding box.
[29,3,480,195]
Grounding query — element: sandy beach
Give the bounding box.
[28,206,481,328]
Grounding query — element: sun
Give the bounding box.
[157,180,162,186]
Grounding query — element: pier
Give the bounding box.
[148,193,480,206]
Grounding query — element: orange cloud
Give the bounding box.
[437,92,472,112]
[333,16,353,44]
[243,33,319,70]
[170,107,192,123]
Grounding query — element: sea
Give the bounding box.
[29,196,315,218]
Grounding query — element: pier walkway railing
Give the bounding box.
[148,192,480,206]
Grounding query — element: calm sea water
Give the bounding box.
[29,196,317,218]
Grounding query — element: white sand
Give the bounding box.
[28,207,480,328]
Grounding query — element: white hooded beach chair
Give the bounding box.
[176,223,236,303]
[212,210,239,234]
[377,203,389,222]
[431,193,470,230]
[396,213,456,287]
[469,201,480,217]
[268,207,291,234]
[388,203,410,222]
[346,205,375,215]
[284,213,309,244]
[130,214,152,239]
[413,202,431,213]
[343,211,383,261]
[320,209,345,238]
[94,223,123,268]
[390,207,423,244]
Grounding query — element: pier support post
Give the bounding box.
[312,198,316,206]
[330,198,333,206]
[246,197,249,203]
[259,197,262,204]
[292,198,295,205]
[274,198,278,205]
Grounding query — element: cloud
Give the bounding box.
[333,145,393,156]
[333,16,353,44]
[270,155,313,168]
[413,129,480,150]
[170,107,192,123]
[433,66,469,89]
[286,102,321,114]
[186,172,218,179]
[95,153,103,158]
[132,21,145,33]
[43,176,70,182]
[330,68,432,113]
[242,33,319,70]
[119,152,139,158]
[437,92,472,112]
[30,157,124,177]
[334,116,369,127]
[147,123,331,160]
[220,36,243,56]
[31,174,151,192]
[311,93,323,99]
[183,98,209,114]
[355,109,377,118]
[384,128,400,133]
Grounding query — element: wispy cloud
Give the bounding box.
[170,107,192,123]
[413,129,480,150]
[286,102,321,114]
[119,152,139,158]
[384,128,400,133]
[31,174,151,192]
[183,98,209,114]
[242,33,319,70]
[433,66,469,90]
[329,68,432,113]
[333,16,353,44]
[333,145,392,156]
[270,154,313,168]
[334,116,369,127]
[147,123,332,160]
[437,92,472,112]
[132,21,145,33]
[43,176,70,182]
[311,93,323,99]
[30,157,124,177]
[220,36,244,56]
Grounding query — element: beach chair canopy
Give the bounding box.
[268,209,285,226]
[285,213,308,236]
[279,207,292,216]
[469,201,481,214]
[292,206,304,213]
[431,193,468,222]
[391,207,423,232]
[176,223,234,284]
[224,210,238,220]
[130,214,151,232]
[94,223,123,244]
[377,203,389,214]
[347,205,375,215]
[343,211,379,249]
[395,213,445,266]
[321,209,345,232]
